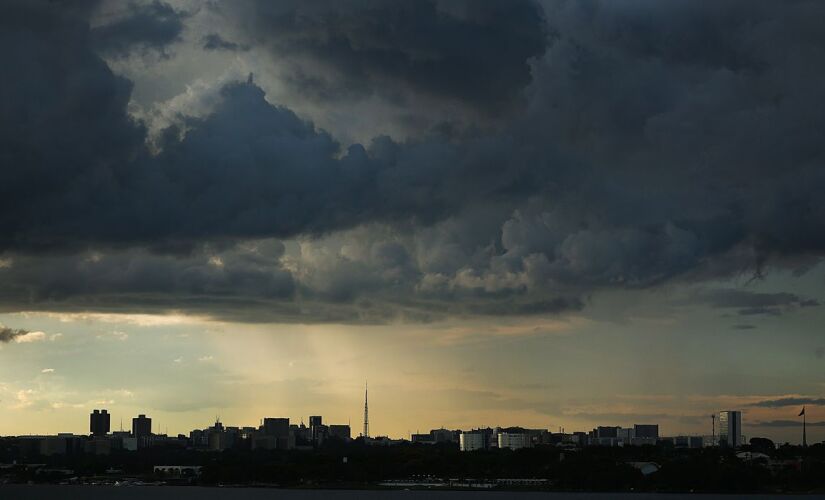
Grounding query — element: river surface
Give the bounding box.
[1,486,822,499]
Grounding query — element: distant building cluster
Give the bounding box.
[8,410,352,457]
[2,407,751,458]
[456,411,746,452]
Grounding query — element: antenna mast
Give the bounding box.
[711,414,716,446]
[363,381,369,438]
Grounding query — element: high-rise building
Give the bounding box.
[90,409,111,436]
[132,414,152,439]
[718,410,742,448]
[309,415,323,444]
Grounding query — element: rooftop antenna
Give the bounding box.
[363,380,369,438]
[711,414,716,446]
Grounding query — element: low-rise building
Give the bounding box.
[498,432,531,450]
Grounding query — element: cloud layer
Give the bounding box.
[1,0,824,322]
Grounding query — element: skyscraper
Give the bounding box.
[90,409,110,436]
[309,415,324,445]
[718,410,742,448]
[132,414,152,439]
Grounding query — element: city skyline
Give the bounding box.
[2,0,825,450]
[0,373,817,446]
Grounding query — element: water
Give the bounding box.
[0,487,819,499]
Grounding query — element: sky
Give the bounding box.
[1,0,824,444]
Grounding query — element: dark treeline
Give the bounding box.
[1,438,824,493]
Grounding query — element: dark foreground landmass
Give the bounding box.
[1,439,824,494]
[0,486,817,500]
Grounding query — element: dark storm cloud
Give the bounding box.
[231,0,547,111]
[202,33,246,52]
[2,0,825,321]
[696,290,819,316]
[0,243,294,305]
[0,0,146,252]
[750,397,825,408]
[91,1,185,57]
[0,326,33,343]
[467,298,585,317]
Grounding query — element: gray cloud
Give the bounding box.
[749,397,825,408]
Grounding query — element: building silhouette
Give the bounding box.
[90,409,110,436]
[329,424,351,441]
[257,417,291,450]
[634,424,659,439]
[132,414,152,438]
[718,410,742,448]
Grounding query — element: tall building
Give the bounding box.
[90,409,111,436]
[718,410,742,448]
[309,415,323,444]
[132,414,152,439]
